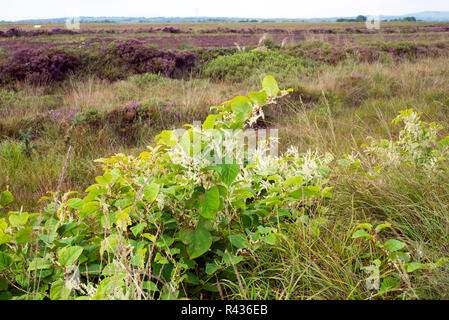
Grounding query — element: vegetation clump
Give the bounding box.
[1,76,448,300]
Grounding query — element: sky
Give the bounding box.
[0,0,448,21]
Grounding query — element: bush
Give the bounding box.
[0,41,199,85]
[104,40,198,78]
[0,48,81,85]
[203,50,308,82]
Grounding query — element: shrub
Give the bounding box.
[203,50,308,82]
[132,73,163,88]
[105,40,198,78]
[0,48,81,85]
[364,109,449,171]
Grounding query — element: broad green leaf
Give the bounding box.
[142,281,158,292]
[264,233,276,245]
[27,258,51,272]
[115,207,132,230]
[219,164,239,186]
[230,96,252,123]
[200,186,220,219]
[0,253,12,271]
[283,176,303,188]
[379,276,401,294]
[0,278,7,291]
[186,227,212,259]
[50,280,71,300]
[205,263,221,275]
[0,219,7,232]
[228,234,248,249]
[58,246,84,266]
[67,198,84,210]
[9,212,29,228]
[375,223,391,233]
[382,239,405,252]
[208,164,239,186]
[130,222,147,237]
[156,130,178,147]
[0,191,13,207]
[0,292,12,300]
[15,227,32,245]
[352,230,370,239]
[262,75,280,97]
[79,201,99,219]
[202,114,216,130]
[95,172,114,185]
[0,234,12,246]
[248,91,267,106]
[143,183,160,203]
[406,262,423,273]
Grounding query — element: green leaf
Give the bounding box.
[205,263,221,275]
[15,227,32,245]
[406,262,423,273]
[156,130,178,147]
[228,234,248,249]
[375,223,391,233]
[382,239,405,252]
[9,212,29,228]
[200,186,220,219]
[352,230,370,239]
[0,253,12,271]
[79,201,99,219]
[50,280,71,300]
[0,292,12,300]
[262,75,280,97]
[283,176,303,188]
[217,164,239,186]
[58,246,84,266]
[248,91,267,106]
[130,222,147,237]
[379,276,401,294]
[202,114,216,130]
[0,277,7,291]
[264,233,276,245]
[0,190,13,207]
[143,183,160,203]
[142,281,158,292]
[186,227,212,259]
[67,198,84,210]
[0,234,12,246]
[230,96,252,123]
[27,258,51,272]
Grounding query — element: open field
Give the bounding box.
[0,22,449,300]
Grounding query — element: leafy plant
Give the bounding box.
[18,128,36,158]
[0,76,336,300]
[203,50,308,82]
[364,109,449,171]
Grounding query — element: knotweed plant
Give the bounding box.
[364,109,449,171]
[0,76,336,300]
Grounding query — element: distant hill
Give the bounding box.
[1,11,449,24]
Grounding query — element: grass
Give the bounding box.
[1,33,449,299]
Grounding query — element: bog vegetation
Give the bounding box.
[1,23,449,300]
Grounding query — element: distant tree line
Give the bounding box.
[337,15,419,22]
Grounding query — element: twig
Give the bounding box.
[54,146,72,201]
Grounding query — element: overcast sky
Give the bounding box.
[1,0,448,21]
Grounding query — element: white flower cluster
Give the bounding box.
[283,147,333,185]
[365,109,448,171]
